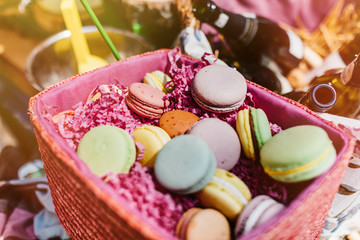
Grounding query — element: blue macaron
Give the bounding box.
[154,135,216,195]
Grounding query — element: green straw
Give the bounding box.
[79,0,122,61]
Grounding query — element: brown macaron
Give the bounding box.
[159,110,200,138]
[176,208,231,240]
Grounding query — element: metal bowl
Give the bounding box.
[25,26,154,91]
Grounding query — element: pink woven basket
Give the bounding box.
[29,49,354,240]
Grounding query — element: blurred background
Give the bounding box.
[3,0,360,176]
[0,0,183,181]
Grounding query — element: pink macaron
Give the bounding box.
[234,195,285,236]
[187,117,241,171]
[191,65,247,113]
[126,82,169,119]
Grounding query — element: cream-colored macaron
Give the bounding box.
[143,70,173,93]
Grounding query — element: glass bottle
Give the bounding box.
[192,0,304,75]
[309,54,360,118]
[238,64,283,94]
[283,84,337,113]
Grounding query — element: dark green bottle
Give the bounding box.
[192,0,304,76]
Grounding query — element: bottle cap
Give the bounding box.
[299,83,337,112]
[311,84,337,109]
[192,0,219,22]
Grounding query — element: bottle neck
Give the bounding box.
[192,0,221,24]
[192,0,250,42]
[299,84,337,113]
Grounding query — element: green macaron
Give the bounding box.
[251,108,272,149]
[236,108,272,160]
[77,125,136,177]
[260,125,337,183]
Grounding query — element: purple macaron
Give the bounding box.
[187,118,241,171]
[191,64,247,113]
[234,195,285,236]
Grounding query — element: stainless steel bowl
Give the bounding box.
[25,26,154,91]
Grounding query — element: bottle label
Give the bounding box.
[238,18,258,46]
[341,60,355,85]
[214,13,230,28]
[285,30,304,60]
[241,12,256,19]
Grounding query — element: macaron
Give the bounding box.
[143,70,173,93]
[175,208,231,240]
[197,168,252,220]
[154,135,216,195]
[126,82,170,119]
[159,110,200,138]
[77,125,136,177]
[187,118,241,171]
[133,125,171,167]
[260,125,337,183]
[191,64,247,113]
[234,195,285,236]
[236,108,272,161]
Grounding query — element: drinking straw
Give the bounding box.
[79,0,122,60]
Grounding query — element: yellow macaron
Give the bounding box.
[197,168,252,220]
[133,125,171,167]
[143,70,173,94]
